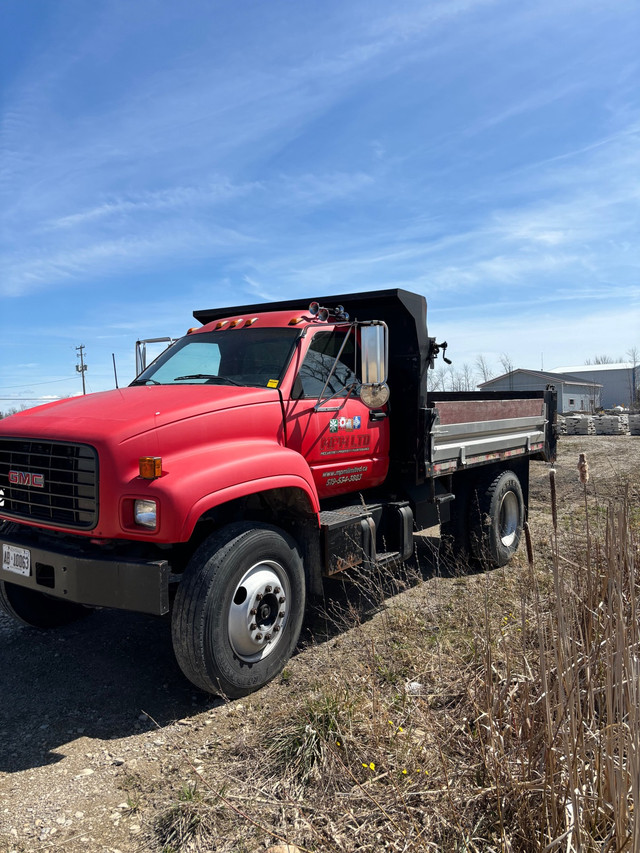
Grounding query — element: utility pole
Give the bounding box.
[76,344,87,394]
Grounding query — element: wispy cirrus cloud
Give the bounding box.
[1,222,260,297]
[49,179,262,229]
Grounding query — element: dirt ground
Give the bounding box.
[0,436,638,853]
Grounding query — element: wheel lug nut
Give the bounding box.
[249,623,257,630]
[255,593,263,601]
[274,587,280,594]
[256,633,263,641]
[278,596,285,604]
[273,626,280,633]
[250,608,257,615]
[264,633,271,641]
[265,585,272,593]
[279,610,285,618]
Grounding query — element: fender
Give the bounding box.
[130,441,320,542]
[179,473,321,541]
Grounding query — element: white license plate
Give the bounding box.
[2,544,31,577]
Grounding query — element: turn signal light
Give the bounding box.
[139,457,162,479]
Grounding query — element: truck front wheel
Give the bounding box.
[0,581,90,628]
[470,470,524,567]
[171,522,306,698]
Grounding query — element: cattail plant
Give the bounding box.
[549,467,558,532]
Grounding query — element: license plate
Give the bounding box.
[2,544,31,577]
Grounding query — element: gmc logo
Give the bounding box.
[9,470,45,488]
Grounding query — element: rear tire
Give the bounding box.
[0,581,90,628]
[470,470,524,567]
[171,522,305,697]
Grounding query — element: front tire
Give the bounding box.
[470,470,524,567]
[171,523,305,697]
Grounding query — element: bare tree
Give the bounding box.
[0,406,24,420]
[499,352,513,375]
[444,364,457,391]
[449,369,464,392]
[461,362,476,391]
[585,354,619,364]
[475,354,493,383]
[428,366,447,391]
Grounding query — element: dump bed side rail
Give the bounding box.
[425,388,557,476]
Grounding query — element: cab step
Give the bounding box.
[319,501,413,575]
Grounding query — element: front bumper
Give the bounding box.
[0,528,170,616]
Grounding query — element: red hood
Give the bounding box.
[0,385,279,444]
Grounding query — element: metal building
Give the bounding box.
[549,363,638,410]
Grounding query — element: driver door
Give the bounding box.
[284,328,389,499]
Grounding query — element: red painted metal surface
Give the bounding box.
[432,398,544,425]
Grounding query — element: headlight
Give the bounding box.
[134,499,157,529]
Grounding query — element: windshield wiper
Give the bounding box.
[131,378,161,386]
[173,374,246,386]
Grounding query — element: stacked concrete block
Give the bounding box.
[564,415,596,435]
[559,412,640,437]
[594,415,629,435]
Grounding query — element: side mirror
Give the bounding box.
[360,323,390,408]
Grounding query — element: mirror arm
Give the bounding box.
[314,324,355,406]
[314,382,357,413]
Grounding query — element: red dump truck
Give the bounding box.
[0,290,556,696]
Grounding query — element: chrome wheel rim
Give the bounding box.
[499,491,520,547]
[228,560,290,663]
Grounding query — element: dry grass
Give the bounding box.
[152,446,639,852]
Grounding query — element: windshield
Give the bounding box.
[131,328,300,388]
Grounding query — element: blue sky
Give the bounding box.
[1,0,639,406]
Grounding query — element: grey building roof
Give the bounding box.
[550,362,635,374]
[478,368,601,390]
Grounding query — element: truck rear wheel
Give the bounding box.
[171,522,305,698]
[0,581,90,629]
[470,470,524,567]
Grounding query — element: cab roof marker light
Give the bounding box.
[215,320,229,329]
[139,457,162,479]
[288,316,304,325]
[186,327,198,334]
[245,317,259,326]
[229,318,244,328]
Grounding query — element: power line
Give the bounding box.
[0,377,75,390]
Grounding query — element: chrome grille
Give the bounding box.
[0,438,98,528]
